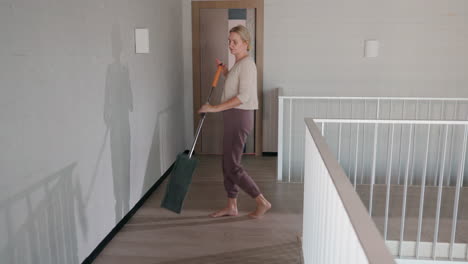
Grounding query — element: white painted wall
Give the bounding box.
[183,0,468,152]
[0,0,185,262]
[262,0,468,151]
[182,0,195,149]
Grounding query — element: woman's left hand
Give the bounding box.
[198,103,217,114]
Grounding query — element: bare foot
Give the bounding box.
[248,195,272,219]
[209,207,238,218]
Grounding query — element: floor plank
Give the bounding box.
[93,155,304,264]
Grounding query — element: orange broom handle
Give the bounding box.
[211,64,224,88]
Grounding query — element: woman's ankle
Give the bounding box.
[255,194,268,204]
[227,198,238,209]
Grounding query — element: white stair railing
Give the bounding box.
[278,96,468,183]
[303,118,394,264]
[315,119,468,262]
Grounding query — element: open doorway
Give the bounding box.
[192,0,264,156]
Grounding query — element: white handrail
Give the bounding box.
[278,96,468,261]
[303,119,395,264]
[313,119,468,261]
[315,119,468,125]
[280,96,468,101]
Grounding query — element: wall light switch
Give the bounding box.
[364,39,379,58]
[135,28,149,54]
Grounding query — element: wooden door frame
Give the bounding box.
[192,0,264,156]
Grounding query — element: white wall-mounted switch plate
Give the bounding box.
[135,28,149,54]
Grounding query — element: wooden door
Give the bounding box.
[192,0,264,155]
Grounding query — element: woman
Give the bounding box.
[198,25,271,219]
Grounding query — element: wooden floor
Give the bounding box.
[93,155,304,264]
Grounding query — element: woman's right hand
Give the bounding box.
[215,58,228,76]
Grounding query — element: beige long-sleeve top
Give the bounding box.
[220,56,258,110]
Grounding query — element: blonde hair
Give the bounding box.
[229,25,252,51]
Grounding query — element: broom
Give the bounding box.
[161,64,224,213]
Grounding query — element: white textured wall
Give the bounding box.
[0,0,185,262]
[182,0,195,149]
[263,0,468,152]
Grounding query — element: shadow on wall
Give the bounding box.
[104,24,133,224]
[0,163,86,264]
[141,104,186,196]
[141,110,163,196]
